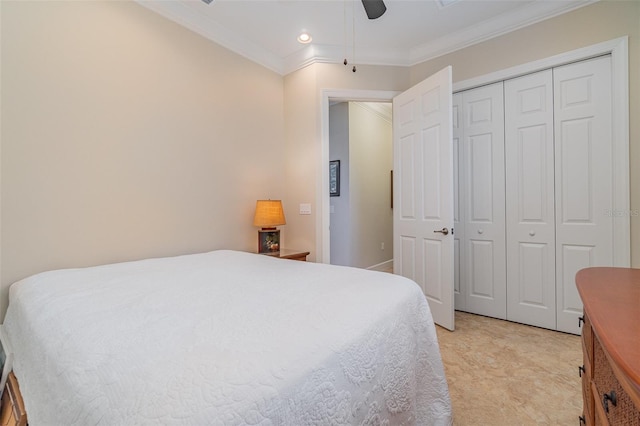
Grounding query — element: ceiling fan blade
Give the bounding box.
[361,0,386,19]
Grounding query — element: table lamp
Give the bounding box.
[253,200,286,254]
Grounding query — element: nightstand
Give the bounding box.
[264,249,310,261]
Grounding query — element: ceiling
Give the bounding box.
[137,0,595,75]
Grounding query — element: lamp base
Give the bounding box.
[258,228,280,254]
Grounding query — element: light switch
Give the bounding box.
[299,203,312,215]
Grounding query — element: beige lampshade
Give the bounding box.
[253,200,286,228]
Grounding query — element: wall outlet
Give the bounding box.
[299,203,312,215]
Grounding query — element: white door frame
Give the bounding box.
[318,36,629,267]
[318,90,399,264]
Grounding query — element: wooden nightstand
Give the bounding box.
[264,249,310,261]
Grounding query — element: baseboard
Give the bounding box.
[367,259,393,272]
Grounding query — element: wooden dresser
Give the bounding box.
[576,267,640,426]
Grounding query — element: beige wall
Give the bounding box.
[348,102,393,269]
[0,1,285,314]
[410,0,640,266]
[282,65,319,257]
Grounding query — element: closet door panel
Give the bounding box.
[554,56,613,334]
[505,69,556,329]
[462,83,506,319]
[518,243,548,303]
[469,134,494,220]
[469,239,497,297]
[452,94,466,311]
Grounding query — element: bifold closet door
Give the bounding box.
[459,82,506,319]
[505,69,556,329]
[452,93,466,312]
[554,56,613,335]
[455,55,616,333]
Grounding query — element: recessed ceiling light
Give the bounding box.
[297,32,312,44]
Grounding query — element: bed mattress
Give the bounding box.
[1,250,451,425]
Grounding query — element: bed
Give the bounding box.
[0,250,452,425]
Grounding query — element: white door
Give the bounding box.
[393,66,455,331]
[505,69,556,329]
[554,56,613,334]
[452,93,466,311]
[460,83,507,319]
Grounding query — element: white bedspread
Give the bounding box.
[2,250,451,425]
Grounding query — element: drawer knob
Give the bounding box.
[579,365,585,377]
[603,390,617,413]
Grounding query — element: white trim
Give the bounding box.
[410,0,596,66]
[319,90,400,264]
[136,0,285,75]
[367,259,393,273]
[453,37,626,92]
[353,102,392,124]
[453,36,630,266]
[610,38,631,266]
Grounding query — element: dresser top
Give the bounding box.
[576,267,640,404]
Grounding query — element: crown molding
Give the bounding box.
[137,0,598,76]
[282,44,411,75]
[136,0,285,74]
[408,0,598,65]
[353,102,392,123]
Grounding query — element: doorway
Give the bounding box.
[328,101,393,271]
[319,90,399,265]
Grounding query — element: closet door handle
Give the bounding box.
[434,228,449,236]
[529,230,536,236]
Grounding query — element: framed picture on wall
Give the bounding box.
[329,160,340,197]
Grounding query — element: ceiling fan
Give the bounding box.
[361,0,387,19]
[200,0,387,20]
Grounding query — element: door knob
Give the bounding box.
[433,228,449,235]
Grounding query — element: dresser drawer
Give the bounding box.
[581,313,593,362]
[592,380,611,426]
[582,349,594,425]
[593,338,640,426]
